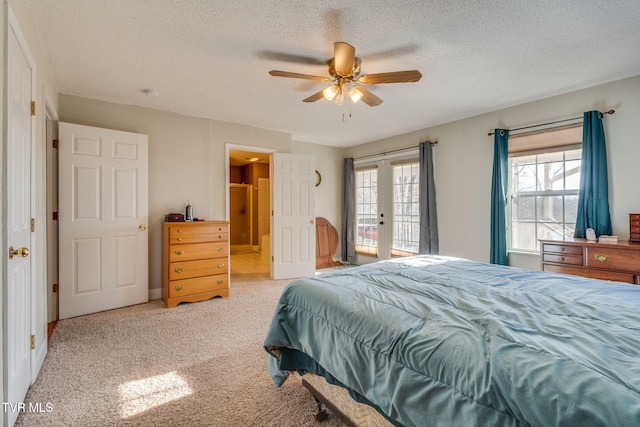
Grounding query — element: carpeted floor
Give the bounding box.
[17,273,344,426]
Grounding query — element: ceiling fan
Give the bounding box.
[269,42,422,107]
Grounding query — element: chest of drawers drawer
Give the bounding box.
[168,274,228,297]
[169,242,228,262]
[585,247,640,273]
[169,258,228,280]
[541,253,583,266]
[540,243,583,256]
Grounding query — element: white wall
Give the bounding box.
[59,95,294,293]
[345,75,640,269]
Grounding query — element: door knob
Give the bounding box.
[9,246,29,259]
[139,224,147,231]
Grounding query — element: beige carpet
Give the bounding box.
[17,273,344,426]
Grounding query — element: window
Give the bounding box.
[355,167,378,256]
[392,162,420,256]
[508,125,582,252]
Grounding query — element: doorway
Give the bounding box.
[228,149,271,277]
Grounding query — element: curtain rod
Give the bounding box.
[352,140,438,161]
[487,109,615,136]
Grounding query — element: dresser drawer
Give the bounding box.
[543,264,635,284]
[168,274,228,297]
[631,232,640,241]
[170,258,229,280]
[171,224,228,237]
[169,242,228,262]
[170,232,228,244]
[630,214,640,221]
[541,243,583,256]
[585,247,640,273]
[542,253,583,266]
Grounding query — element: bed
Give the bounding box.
[263,255,640,426]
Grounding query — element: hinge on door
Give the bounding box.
[53,212,58,221]
[31,218,35,232]
[53,139,59,149]
[53,283,58,293]
[31,101,36,116]
[30,335,35,350]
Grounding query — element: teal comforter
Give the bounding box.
[263,256,640,426]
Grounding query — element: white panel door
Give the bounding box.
[272,153,315,279]
[59,122,148,319]
[6,21,34,427]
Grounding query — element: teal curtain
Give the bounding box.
[490,129,509,265]
[418,141,439,254]
[574,111,612,238]
[342,158,356,262]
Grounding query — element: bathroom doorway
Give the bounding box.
[228,149,271,276]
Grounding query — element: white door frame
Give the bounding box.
[44,94,59,323]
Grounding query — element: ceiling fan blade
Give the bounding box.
[303,90,325,103]
[257,50,326,65]
[358,70,422,85]
[269,70,331,82]
[355,87,383,107]
[334,42,356,77]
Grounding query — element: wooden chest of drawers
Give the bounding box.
[540,238,640,285]
[162,221,230,307]
[630,213,640,242]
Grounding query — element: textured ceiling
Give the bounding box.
[26,0,640,148]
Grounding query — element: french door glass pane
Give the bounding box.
[356,168,378,253]
[392,163,419,254]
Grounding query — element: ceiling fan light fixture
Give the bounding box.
[351,87,363,104]
[323,85,339,101]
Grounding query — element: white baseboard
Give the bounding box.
[149,288,162,301]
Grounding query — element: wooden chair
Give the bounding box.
[316,217,343,270]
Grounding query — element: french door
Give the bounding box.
[354,155,421,262]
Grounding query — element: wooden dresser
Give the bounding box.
[540,238,640,285]
[162,221,230,307]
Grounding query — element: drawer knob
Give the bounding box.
[217,247,224,251]
[559,247,565,252]
[594,255,610,262]
[219,235,223,239]
[217,263,225,268]
[560,257,565,262]
[177,237,182,241]
[174,285,183,291]
[216,279,224,285]
[175,249,184,255]
[174,268,183,273]
[177,229,182,233]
